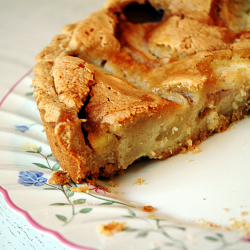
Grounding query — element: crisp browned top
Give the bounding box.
[104,0,213,14]
[33,0,250,127]
[53,55,95,111]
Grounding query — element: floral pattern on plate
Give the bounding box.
[18,171,47,187]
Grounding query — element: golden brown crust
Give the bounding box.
[33,0,250,183]
[147,16,236,58]
[35,34,71,63]
[86,71,179,126]
[53,54,95,111]
[105,0,213,14]
[211,0,250,33]
[68,10,120,64]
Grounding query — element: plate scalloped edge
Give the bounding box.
[0,69,94,250]
[0,186,94,250]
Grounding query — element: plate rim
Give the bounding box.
[0,186,95,250]
[0,70,95,250]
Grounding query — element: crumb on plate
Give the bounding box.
[134,178,147,185]
[192,147,200,154]
[70,184,89,193]
[198,219,231,231]
[48,170,70,185]
[242,212,249,216]
[109,180,118,187]
[97,220,126,236]
[229,218,250,235]
[148,214,157,218]
[142,205,155,212]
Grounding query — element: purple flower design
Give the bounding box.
[18,171,47,187]
[15,125,29,133]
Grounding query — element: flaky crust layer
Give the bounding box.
[33,0,250,182]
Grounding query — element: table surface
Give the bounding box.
[0,1,104,249]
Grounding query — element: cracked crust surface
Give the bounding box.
[33,0,250,183]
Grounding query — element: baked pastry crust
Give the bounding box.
[33,0,250,183]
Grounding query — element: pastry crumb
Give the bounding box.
[109,181,118,187]
[242,212,249,216]
[70,184,89,193]
[134,178,147,185]
[142,205,155,212]
[97,221,126,236]
[224,208,230,213]
[148,214,157,218]
[48,170,69,185]
[229,218,250,235]
[180,147,188,154]
[192,147,200,154]
[198,217,250,235]
[198,219,231,231]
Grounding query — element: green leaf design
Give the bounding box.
[215,233,224,238]
[73,199,86,205]
[122,215,134,218]
[43,188,57,190]
[79,208,93,213]
[205,236,219,242]
[162,225,186,231]
[136,231,148,238]
[150,247,161,250]
[65,189,74,198]
[50,203,70,206]
[100,202,113,205]
[56,214,67,222]
[37,147,42,153]
[47,153,53,158]
[128,209,136,217]
[26,151,37,153]
[25,92,33,96]
[164,242,175,247]
[33,163,49,169]
[52,163,60,171]
[122,228,138,232]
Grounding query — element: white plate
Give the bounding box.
[1,0,250,247]
[1,70,250,250]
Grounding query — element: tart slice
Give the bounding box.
[33,0,250,183]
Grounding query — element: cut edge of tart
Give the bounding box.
[33,0,250,183]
